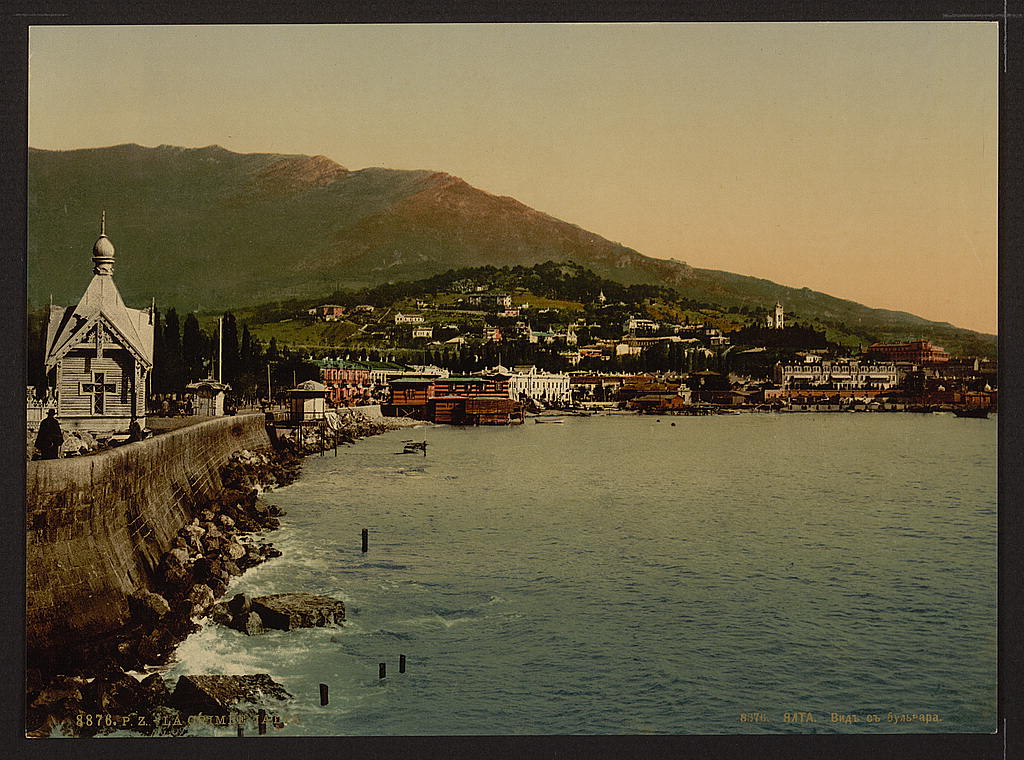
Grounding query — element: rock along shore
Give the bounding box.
[26,411,411,738]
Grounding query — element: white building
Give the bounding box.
[772,360,899,390]
[700,327,729,346]
[766,302,785,329]
[624,317,659,334]
[394,312,425,324]
[412,325,433,339]
[506,365,572,403]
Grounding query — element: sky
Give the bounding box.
[28,23,998,334]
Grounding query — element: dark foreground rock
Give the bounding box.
[26,443,303,736]
[170,674,291,717]
[212,592,345,634]
[250,593,346,631]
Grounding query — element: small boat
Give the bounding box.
[534,418,564,424]
[953,408,989,419]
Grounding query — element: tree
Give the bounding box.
[162,307,184,391]
[266,336,280,363]
[234,323,265,400]
[26,307,49,396]
[182,313,208,382]
[221,312,240,386]
[151,308,168,393]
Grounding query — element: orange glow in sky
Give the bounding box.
[29,23,998,334]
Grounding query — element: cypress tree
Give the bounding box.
[151,308,167,394]
[182,313,207,382]
[221,312,240,386]
[163,307,184,391]
[26,307,48,396]
[240,324,254,377]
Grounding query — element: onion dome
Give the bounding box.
[92,211,115,275]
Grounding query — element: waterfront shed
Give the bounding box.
[184,379,231,416]
[287,380,329,422]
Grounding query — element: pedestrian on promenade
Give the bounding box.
[35,409,63,460]
[128,417,145,443]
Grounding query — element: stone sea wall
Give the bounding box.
[26,415,271,654]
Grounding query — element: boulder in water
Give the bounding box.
[186,584,216,617]
[210,603,232,627]
[250,593,345,631]
[138,673,171,707]
[128,590,171,623]
[237,611,265,636]
[226,593,250,616]
[170,674,291,716]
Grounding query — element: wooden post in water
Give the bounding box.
[361,528,368,553]
[319,683,329,705]
[399,654,406,673]
[379,662,386,679]
[258,709,267,735]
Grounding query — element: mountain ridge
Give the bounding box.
[27,143,994,356]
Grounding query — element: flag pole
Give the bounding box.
[218,316,223,384]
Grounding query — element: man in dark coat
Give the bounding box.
[35,409,63,460]
[128,417,145,443]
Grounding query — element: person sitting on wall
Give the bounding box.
[34,409,63,460]
[128,417,145,443]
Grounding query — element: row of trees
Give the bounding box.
[393,340,735,376]
[148,310,317,402]
[280,260,714,317]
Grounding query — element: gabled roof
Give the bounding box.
[45,275,154,370]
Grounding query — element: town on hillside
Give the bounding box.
[27,224,998,458]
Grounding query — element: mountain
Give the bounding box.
[28,144,995,356]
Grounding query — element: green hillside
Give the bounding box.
[28,143,995,358]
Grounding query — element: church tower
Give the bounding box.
[773,301,785,330]
[44,214,155,434]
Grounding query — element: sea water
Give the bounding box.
[160,413,997,735]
